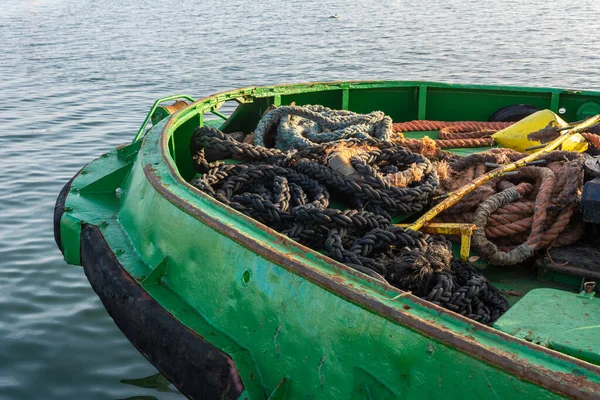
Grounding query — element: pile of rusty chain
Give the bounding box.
[435,149,586,265]
[190,125,509,324]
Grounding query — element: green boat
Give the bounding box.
[54,81,600,399]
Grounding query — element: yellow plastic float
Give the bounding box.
[492,109,588,153]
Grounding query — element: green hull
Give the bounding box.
[55,81,600,399]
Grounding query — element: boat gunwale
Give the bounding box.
[140,80,600,398]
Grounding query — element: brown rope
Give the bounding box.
[393,120,512,133]
[393,135,495,152]
[486,216,533,238]
[390,120,588,264]
[438,129,495,140]
[582,132,600,149]
[435,149,585,265]
[394,121,600,152]
[391,120,512,151]
[435,138,495,148]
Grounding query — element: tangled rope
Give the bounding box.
[393,120,512,136]
[253,105,393,150]
[224,111,589,267]
[435,149,585,265]
[392,120,513,150]
[189,125,509,323]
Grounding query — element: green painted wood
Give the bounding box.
[58,81,600,399]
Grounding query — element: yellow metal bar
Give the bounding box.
[460,231,472,261]
[396,223,475,261]
[407,114,600,232]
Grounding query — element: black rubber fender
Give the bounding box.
[53,173,79,254]
[80,224,245,400]
[488,104,541,122]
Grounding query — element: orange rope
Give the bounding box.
[435,150,584,257]
[435,138,495,148]
[392,120,512,149]
[392,120,587,259]
[392,120,512,133]
[582,132,600,149]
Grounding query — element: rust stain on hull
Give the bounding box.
[144,161,600,399]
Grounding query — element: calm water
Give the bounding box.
[1,0,600,398]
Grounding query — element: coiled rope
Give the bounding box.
[254,105,393,150]
[387,120,586,265]
[190,125,509,323]
[436,149,585,265]
[392,120,514,150]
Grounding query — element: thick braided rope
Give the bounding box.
[582,132,600,149]
[393,137,494,150]
[435,138,494,148]
[472,188,536,265]
[439,130,495,140]
[393,120,512,133]
[189,125,509,323]
[515,167,555,250]
[437,150,584,264]
[392,120,512,149]
[195,126,439,215]
[254,105,393,150]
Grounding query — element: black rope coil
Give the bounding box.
[190,126,509,324]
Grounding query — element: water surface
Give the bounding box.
[1,0,599,398]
